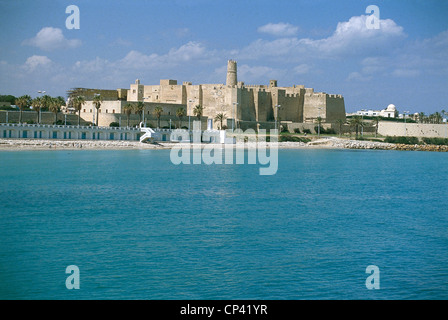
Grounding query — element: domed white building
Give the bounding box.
[380,104,398,118]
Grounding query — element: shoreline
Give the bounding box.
[0,137,447,152]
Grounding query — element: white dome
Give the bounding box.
[386,104,396,111]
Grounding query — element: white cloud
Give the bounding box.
[23,55,52,71]
[241,15,406,60]
[166,41,206,62]
[23,27,81,51]
[293,64,311,74]
[315,15,405,54]
[347,71,372,82]
[74,57,111,73]
[117,41,209,70]
[258,23,299,37]
[238,64,284,84]
[110,37,132,47]
[391,69,420,78]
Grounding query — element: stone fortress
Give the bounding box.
[73,60,346,129]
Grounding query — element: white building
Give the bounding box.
[380,104,398,118]
[351,104,399,118]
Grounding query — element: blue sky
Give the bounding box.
[0,0,447,113]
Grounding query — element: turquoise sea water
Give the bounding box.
[0,148,447,300]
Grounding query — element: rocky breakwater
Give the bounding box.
[308,137,448,152]
[0,139,166,150]
[393,143,448,152]
[308,137,395,150]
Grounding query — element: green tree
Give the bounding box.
[135,101,145,124]
[349,115,364,139]
[0,95,16,105]
[123,103,134,127]
[93,94,103,126]
[372,116,381,137]
[73,96,86,126]
[335,119,345,137]
[48,97,60,124]
[193,104,204,120]
[15,95,31,124]
[214,113,226,130]
[153,106,163,129]
[176,107,186,128]
[41,95,52,111]
[433,112,443,124]
[31,97,42,124]
[418,112,426,124]
[316,116,323,137]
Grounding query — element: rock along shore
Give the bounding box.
[0,137,447,152]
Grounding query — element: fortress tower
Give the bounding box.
[226,60,237,87]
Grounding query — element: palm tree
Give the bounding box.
[335,119,345,137]
[418,112,426,123]
[193,104,204,120]
[123,103,134,127]
[93,94,103,126]
[73,96,85,126]
[48,97,60,124]
[153,106,163,129]
[372,116,380,137]
[176,107,186,129]
[135,101,145,124]
[433,112,443,124]
[349,115,363,139]
[214,113,226,130]
[31,97,42,124]
[41,95,52,111]
[15,95,31,124]
[316,116,323,137]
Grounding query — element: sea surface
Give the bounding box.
[0,148,447,299]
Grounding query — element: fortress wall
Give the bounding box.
[286,122,332,134]
[141,85,161,102]
[277,91,303,123]
[283,86,305,95]
[253,90,272,122]
[238,120,276,131]
[81,112,207,129]
[81,101,125,114]
[69,88,120,101]
[159,84,186,104]
[185,85,202,116]
[142,102,187,120]
[325,95,346,122]
[80,102,186,127]
[378,122,448,138]
[128,83,144,101]
[200,84,233,120]
[303,93,326,122]
[0,111,87,125]
[240,88,256,121]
